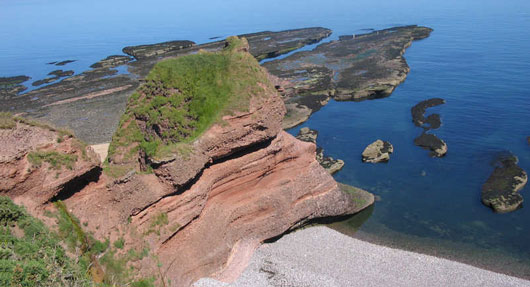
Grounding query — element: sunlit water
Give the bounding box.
[2,0,530,277]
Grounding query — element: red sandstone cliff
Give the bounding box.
[0,41,373,287]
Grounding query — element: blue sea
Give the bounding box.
[2,0,530,277]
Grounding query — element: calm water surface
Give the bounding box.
[2,0,530,277]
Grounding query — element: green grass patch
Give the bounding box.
[107,36,274,174]
[28,150,77,170]
[113,237,125,249]
[0,112,16,129]
[145,212,169,236]
[0,196,91,286]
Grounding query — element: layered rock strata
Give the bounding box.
[0,115,101,211]
[0,38,372,287]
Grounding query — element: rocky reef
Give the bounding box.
[0,27,332,145]
[295,127,345,174]
[263,25,433,128]
[362,140,394,163]
[481,153,527,213]
[0,37,372,286]
[411,98,447,157]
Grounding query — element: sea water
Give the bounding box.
[1,0,530,278]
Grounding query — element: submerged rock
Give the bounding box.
[296,127,345,174]
[481,154,527,213]
[527,136,530,146]
[361,140,394,163]
[411,98,445,128]
[48,69,74,78]
[414,133,447,157]
[411,98,447,157]
[263,25,433,128]
[55,60,76,66]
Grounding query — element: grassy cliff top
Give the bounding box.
[107,37,274,175]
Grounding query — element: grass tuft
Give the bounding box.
[28,150,77,170]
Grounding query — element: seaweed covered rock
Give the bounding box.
[296,127,344,174]
[263,25,433,128]
[362,140,394,163]
[481,154,527,213]
[414,133,448,157]
[411,98,447,157]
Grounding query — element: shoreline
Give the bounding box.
[329,218,530,281]
[194,226,530,287]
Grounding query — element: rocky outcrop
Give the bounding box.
[362,140,393,163]
[0,115,101,211]
[411,98,447,157]
[296,127,344,174]
[411,98,445,128]
[481,154,527,213]
[414,133,447,157]
[123,40,195,60]
[263,25,433,128]
[90,55,132,69]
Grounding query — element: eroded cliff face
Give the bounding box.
[0,117,100,211]
[0,38,373,287]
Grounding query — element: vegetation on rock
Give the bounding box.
[0,197,91,286]
[107,36,274,176]
[28,151,78,170]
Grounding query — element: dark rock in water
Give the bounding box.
[296,127,344,174]
[0,76,29,98]
[362,139,394,163]
[295,127,318,144]
[0,76,30,86]
[411,98,447,157]
[55,60,76,66]
[46,61,57,65]
[339,35,354,41]
[482,154,527,213]
[32,77,59,86]
[424,113,441,130]
[414,132,447,157]
[48,69,74,78]
[411,98,445,127]
[209,36,222,40]
[90,55,132,69]
[316,147,344,175]
[527,136,530,146]
[242,27,331,61]
[263,25,433,129]
[123,40,196,60]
